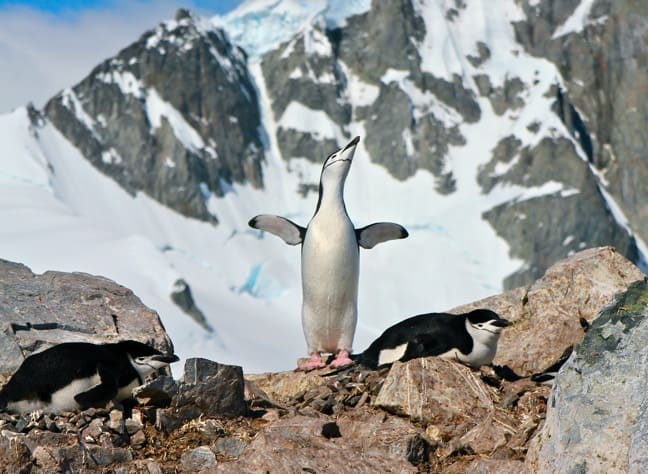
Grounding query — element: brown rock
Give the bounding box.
[215,414,420,473]
[372,357,522,456]
[244,369,328,402]
[452,246,644,374]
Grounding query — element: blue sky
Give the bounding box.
[0,0,243,15]
[0,1,244,112]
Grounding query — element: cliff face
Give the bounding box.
[44,10,265,222]
[39,2,645,289]
[255,0,645,286]
[514,0,648,246]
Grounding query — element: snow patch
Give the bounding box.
[277,101,343,142]
[145,88,206,153]
[552,0,606,39]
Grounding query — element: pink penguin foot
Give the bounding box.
[296,353,327,372]
[329,349,353,369]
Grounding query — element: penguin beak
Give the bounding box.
[152,354,180,364]
[337,136,360,161]
[324,136,360,169]
[491,318,511,328]
[343,136,360,151]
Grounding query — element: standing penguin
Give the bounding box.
[0,340,179,414]
[249,136,408,371]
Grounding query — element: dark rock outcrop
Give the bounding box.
[170,279,212,332]
[513,0,648,257]
[479,137,639,287]
[44,11,265,222]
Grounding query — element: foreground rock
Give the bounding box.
[0,248,644,472]
[526,278,648,473]
[0,259,173,375]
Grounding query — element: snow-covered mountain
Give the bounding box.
[1,0,646,373]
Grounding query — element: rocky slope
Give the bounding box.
[0,247,645,472]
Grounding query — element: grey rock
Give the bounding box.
[466,41,491,68]
[215,414,419,473]
[0,259,173,376]
[261,23,351,127]
[148,359,246,432]
[214,437,248,458]
[180,445,217,471]
[513,0,648,260]
[108,409,124,432]
[177,358,246,417]
[526,279,648,473]
[154,405,199,434]
[133,375,179,406]
[453,246,645,375]
[478,137,638,287]
[275,127,339,164]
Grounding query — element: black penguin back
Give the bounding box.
[358,312,474,369]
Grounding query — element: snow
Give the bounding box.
[97,69,144,98]
[277,102,344,142]
[216,0,371,59]
[145,88,206,153]
[552,0,604,39]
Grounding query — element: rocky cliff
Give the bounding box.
[0,247,645,472]
[35,1,646,290]
[44,9,265,222]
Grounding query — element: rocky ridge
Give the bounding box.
[44,9,265,223]
[0,247,645,472]
[28,1,646,290]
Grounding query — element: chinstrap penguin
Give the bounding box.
[249,136,408,371]
[0,340,179,414]
[356,309,510,369]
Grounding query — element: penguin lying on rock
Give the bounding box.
[355,309,510,369]
[249,136,408,371]
[0,340,179,414]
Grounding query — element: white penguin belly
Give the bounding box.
[301,216,359,353]
[7,373,103,414]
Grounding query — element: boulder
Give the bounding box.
[525,278,648,473]
[149,358,247,432]
[214,414,420,473]
[0,259,173,375]
[452,246,644,374]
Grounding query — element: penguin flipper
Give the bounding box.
[248,215,306,245]
[356,222,409,249]
[74,364,118,409]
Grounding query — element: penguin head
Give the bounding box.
[320,136,360,184]
[464,309,510,344]
[119,341,180,379]
[129,353,179,381]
